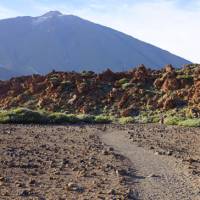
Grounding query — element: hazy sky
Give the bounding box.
[0,0,199,63]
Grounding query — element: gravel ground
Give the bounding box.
[0,123,199,200]
[102,129,200,200]
[0,124,134,200]
[124,124,200,180]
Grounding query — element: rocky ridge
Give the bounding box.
[0,64,199,117]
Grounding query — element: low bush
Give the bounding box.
[76,114,95,123]
[122,83,134,90]
[0,108,114,124]
[150,115,160,123]
[48,113,80,124]
[164,116,184,126]
[3,108,199,127]
[94,115,113,123]
[0,108,48,124]
[0,111,10,123]
[119,117,134,124]
[118,78,129,85]
[139,116,150,123]
[178,118,200,127]
[177,74,193,81]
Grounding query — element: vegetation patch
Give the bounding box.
[118,78,129,85]
[0,108,48,124]
[0,107,200,127]
[94,115,113,124]
[164,116,184,126]
[77,114,95,123]
[119,117,134,124]
[122,83,134,90]
[48,113,80,124]
[178,118,200,127]
[0,108,113,124]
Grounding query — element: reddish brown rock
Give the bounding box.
[0,64,199,113]
[164,64,175,73]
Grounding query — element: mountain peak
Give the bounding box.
[0,12,191,80]
[34,11,63,23]
[41,11,63,18]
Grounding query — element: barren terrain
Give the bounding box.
[0,124,199,199]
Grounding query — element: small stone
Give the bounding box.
[67,182,84,192]
[116,169,127,176]
[29,179,37,185]
[62,158,69,165]
[166,150,173,156]
[20,190,30,196]
[108,147,114,151]
[108,189,116,195]
[119,177,126,184]
[126,188,135,198]
[72,167,78,171]
[147,173,158,178]
[67,182,76,189]
[16,182,26,188]
[154,151,161,155]
[90,172,97,176]
[102,150,109,155]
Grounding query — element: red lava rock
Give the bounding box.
[0,64,199,113]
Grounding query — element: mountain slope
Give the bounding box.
[0,67,18,80]
[0,11,191,80]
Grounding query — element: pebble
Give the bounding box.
[102,150,109,155]
[67,182,84,192]
[20,190,31,196]
[108,188,116,195]
[146,173,159,178]
[108,147,114,151]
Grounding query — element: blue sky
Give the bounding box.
[0,0,200,62]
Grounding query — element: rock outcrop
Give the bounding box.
[0,64,199,116]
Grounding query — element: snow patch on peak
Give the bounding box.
[33,11,63,24]
[42,11,63,18]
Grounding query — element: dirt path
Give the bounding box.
[101,130,199,200]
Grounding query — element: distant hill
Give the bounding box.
[0,11,191,80]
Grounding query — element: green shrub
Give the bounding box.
[1,108,48,124]
[61,81,73,89]
[122,83,134,90]
[139,116,150,123]
[0,108,114,125]
[77,114,95,123]
[164,116,183,125]
[178,119,200,127]
[151,116,160,123]
[48,113,80,124]
[177,74,193,81]
[94,115,112,123]
[118,78,129,85]
[50,76,59,81]
[81,71,94,77]
[119,117,134,124]
[0,112,10,123]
